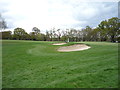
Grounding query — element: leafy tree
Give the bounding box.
[98,17,119,42]
[107,17,120,42]
[29,32,36,40]
[61,30,67,41]
[39,33,46,41]
[82,26,93,41]
[1,17,118,43]
[91,28,99,41]
[32,27,41,40]
[45,30,50,41]
[32,27,40,35]
[0,31,11,39]
[13,27,27,40]
[98,20,109,41]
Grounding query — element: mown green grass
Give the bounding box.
[0,40,2,89]
[2,40,118,88]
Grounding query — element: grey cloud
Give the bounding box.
[0,0,118,31]
[72,2,118,28]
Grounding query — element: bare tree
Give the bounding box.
[0,14,7,31]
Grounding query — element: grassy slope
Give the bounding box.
[2,40,118,88]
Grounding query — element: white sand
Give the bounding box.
[52,43,67,45]
[58,44,91,52]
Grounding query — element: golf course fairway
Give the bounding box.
[2,40,118,88]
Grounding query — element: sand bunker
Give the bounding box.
[58,44,91,52]
[52,43,67,45]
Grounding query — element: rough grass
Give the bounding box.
[2,40,118,88]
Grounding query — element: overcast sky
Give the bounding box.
[0,0,119,33]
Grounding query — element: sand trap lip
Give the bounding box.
[52,43,67,45]
[58,44,91,52]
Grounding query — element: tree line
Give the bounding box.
[0,17,120,42]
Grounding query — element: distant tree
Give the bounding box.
[35,33,45,41]
[29,32,35,40]
[82,26,93,41]
[57,29,61,41]
[31,27,41,40]
[0,31,11,39]
[61,30,67,41]
[98,20,109,41]
[69,28,78,42]
[0,16,118,42]
[0,14,7,31]
[98,17,120,42]
[13,27,27,40]
[77,30,83,41]
[45,30,50,41]
[91,28,99,41]
[39,33,46,41]
[23,32,31,40]
[32,27,40,35]
[52,28,57,41]
[49,29,53,41]
[66,29,70,42]
[107,17,120,42]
